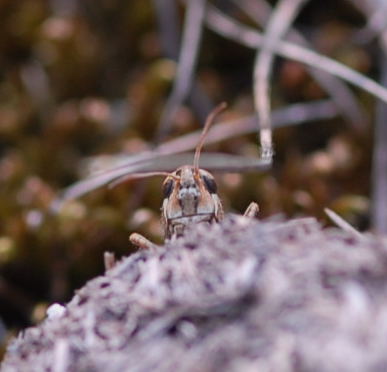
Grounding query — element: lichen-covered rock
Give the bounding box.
[2,216,387,372]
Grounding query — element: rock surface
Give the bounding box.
[2,216,387,372]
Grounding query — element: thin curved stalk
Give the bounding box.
[55,99,338,204]
[156,0,207,142]
[206,6,387,105]
[234,0,367,127]
[253,0,309,159]
[152,0,212,123]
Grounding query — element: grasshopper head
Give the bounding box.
[161,165,223,240]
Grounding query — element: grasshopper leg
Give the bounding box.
[103,251,116,271]
[243,202,259,218]
[129,232,160,250]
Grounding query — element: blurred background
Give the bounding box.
[0,0,385,358]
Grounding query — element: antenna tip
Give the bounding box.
[209,102,228,119]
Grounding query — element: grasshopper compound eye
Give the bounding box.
[162,178,175,199]
[200,170,217,194]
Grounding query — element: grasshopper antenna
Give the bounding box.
[108,172,180,189]
[193,102,227,174]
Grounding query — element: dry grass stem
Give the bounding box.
[352,3,387,233]
[234,0,367,127]
[152,0,212,122]
[55,153,271,204]
[324,208,363,238]
[55,100,338,204]
[206,6,387,105]
[371,48,387,233]
[253,0,309,159]
[156,0,207,141]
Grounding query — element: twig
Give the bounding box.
[55,153,271,204]
[157,99,338,154]
[54,99,338,204]
[82,100,337,177]
[253,0,308,159]
[371,52,387,233]
[156,0,207,142]
[152,0,213,122]
[98,99,336,166]
[324,208,363,238]
[371,59,387,233]
[234,0,367,127]
[152,0,180,60]
[351,1,387,233]
[206,6,387,105]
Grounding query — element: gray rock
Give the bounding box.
[2,216,387,372]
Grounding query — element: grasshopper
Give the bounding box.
[128,103,259,250]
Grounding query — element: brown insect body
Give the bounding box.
[161,165,223,240]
